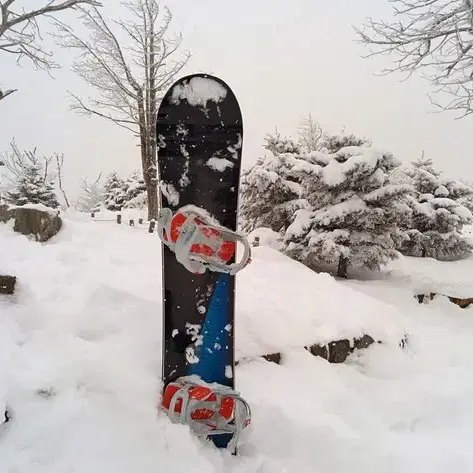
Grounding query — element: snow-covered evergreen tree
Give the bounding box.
[401,165,473,260]
[263,131,302,156]
[284,147,413,278]
[239,133,322,234]
[102,172,126,211]
[319,130,371,154]
[122,170,147,209]
[7,163,60,209]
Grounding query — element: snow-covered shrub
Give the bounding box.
[284,147,413,278]
[401,165,473,260]
[6,163,60,209]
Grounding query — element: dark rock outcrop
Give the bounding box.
[0,204,62,242]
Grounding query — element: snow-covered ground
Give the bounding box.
[1,213,473,472]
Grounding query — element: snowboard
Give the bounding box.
[156,73,243,449]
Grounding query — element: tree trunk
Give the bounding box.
[337,255,349,279]
[147,178,158,221]
[147,8,158,221]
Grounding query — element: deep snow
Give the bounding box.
[1,213,473,472]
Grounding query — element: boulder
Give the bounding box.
[0,204,62,242]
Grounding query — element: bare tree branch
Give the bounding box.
[354,0,473,117]
[0,0,102,101]
[0,87,17,103]
[0,1,102,64]
[52,0,191,219]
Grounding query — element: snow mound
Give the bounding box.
[0,216,433,473]
[246,227,282,250]
[387,253,473,299]
[237,246,408,360]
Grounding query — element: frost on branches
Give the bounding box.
[284,147,413,278]
[7,163,60,209]
[239,133,322,234]
[401,166,473,261]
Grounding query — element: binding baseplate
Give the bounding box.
[157,205,251,275]
[161,376,251,451]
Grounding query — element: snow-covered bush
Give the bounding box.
[6,163,60,209]
[284,147,413,278]
[401,165,473,260]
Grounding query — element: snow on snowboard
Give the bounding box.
[156,73,251,452]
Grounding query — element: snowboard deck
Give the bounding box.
[156,73,243,450]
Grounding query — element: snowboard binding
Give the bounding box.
[161,376,251,451]
[157,206,251,275]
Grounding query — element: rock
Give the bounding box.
[416,292,473,309]
[306,334,376,363]
[0,275,16,295]
[448,296,473,308]
[0,204,62,242]
[236,335,378,366]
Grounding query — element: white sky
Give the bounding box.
[1,0,473,199]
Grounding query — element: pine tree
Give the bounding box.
[401,164,473,260]
[319,129,371,154]
[102,172,126,211]
[284,147,413,278]
[7,163,60,209]
[122,170,147,209]
[263,131,302,156]
[239,133,322,234]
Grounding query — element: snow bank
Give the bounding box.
[7,217,472,473]
[236,246,408,360]
[387,253,473,298]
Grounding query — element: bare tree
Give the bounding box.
[55,152,70,207]
[53,1,190,220]
[0,0,101,102]
[74,173,103,212]
[355,0,473,118]
[297,114,324,152]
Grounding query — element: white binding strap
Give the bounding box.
[164,377,251,451]
[157,207,251,275]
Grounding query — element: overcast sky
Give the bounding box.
[1,0,472,199]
